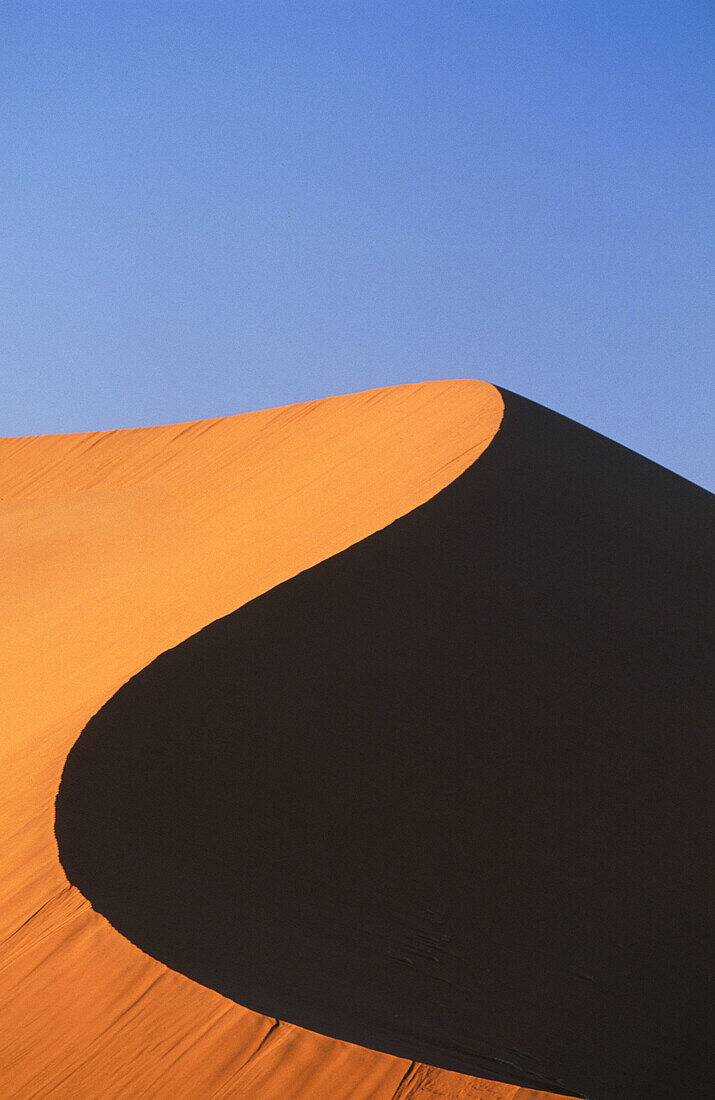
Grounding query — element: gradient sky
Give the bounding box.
[2,1,712,488]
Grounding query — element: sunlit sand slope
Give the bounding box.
[1,380,560,1098]
[55,390,713,1098]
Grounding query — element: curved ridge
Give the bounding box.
[56,389,713,1099]
[2,380,527,1100]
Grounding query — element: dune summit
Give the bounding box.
[3,380,558,1100]
[54,389,713,1099]
[2,379,710,1099]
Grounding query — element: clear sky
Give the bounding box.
[2,2,712,488]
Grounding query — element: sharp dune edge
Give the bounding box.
[51,386,713,1099]
[0,380,561,1099]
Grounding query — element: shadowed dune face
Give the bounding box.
[56,390,713,1100]
[6,380,561,1100]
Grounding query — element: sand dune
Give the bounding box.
[1,380,562,1098]
[54,389,712,1098]
[4,381,709,1098]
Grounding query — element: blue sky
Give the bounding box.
[2,2,712,487]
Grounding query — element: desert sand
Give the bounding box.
[1,379,566,1098]
[4,380,710,1098]
[53,387,712,1099]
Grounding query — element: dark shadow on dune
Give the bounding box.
[55,390,713,1099]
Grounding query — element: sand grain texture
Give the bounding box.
[53,389,713,1098]
[1,380,555,1098]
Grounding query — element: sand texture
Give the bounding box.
[4,380,710,1097]
[2,380,560,1098]
[55,389,713,1098]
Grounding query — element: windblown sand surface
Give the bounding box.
[54,390,712,1099]
[3,380,710,1098]
[1,380,565,1098]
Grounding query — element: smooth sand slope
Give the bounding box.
[1,380,561,1099]
[55,390,713,1099]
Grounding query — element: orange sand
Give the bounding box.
[0,380,563,1098]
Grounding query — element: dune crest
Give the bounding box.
[0,381,561,1098]
[55,389,713,1098]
